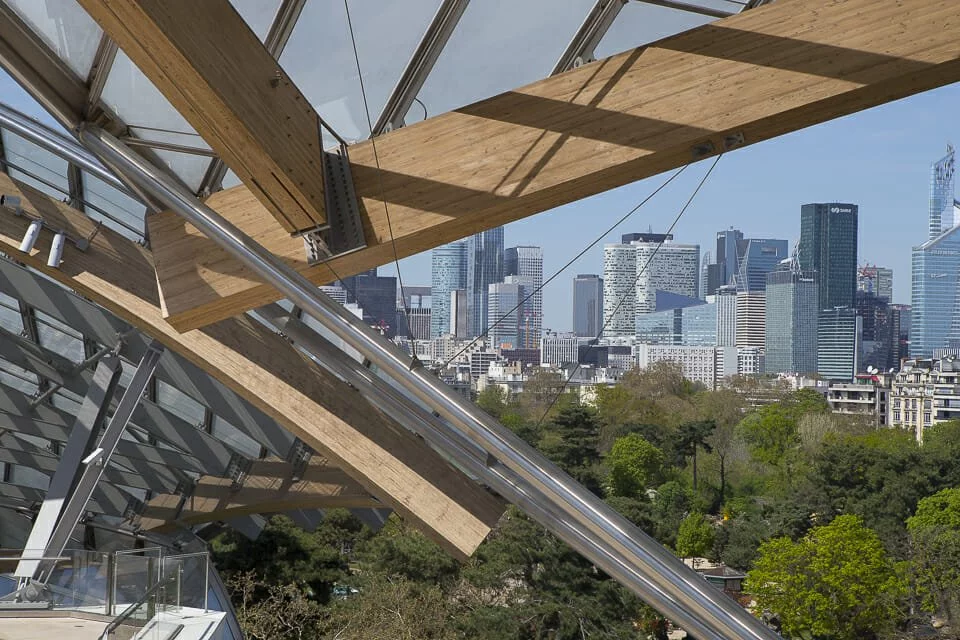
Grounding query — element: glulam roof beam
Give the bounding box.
[148,0,960,331]
[75,0,326,231]
[0,172,504,559]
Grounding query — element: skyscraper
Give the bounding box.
[573,274,603,337]
[735,291,766,348]
[857,265,894,301]
[339,268,398,337]
[817,307,861,381]
[911,146,960,357]
[487,279,523,349]
[712,228,745,294]
[799,202,859,310]
[504,246,543,348]
[602,239,638,337]
[634,236,699,314]
[764,261,818,375]
[735,238,790,292]
[716,284,737,347]
[467,228,504,338]
[857,290,896,371]
[430,241,467,338]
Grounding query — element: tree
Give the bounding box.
[676,512,715,559]
[696,389,746,504]
[357,515,459,584]
[605,433,663,498]
[713,515,770,571]
[538,405,603,492]
[652,481,692,547]
[673,420,715,492]
[228,571,324,640]
[738,403,799,469]
[745,514,905,640]
[476,385,508,419]
[907,487,960,626]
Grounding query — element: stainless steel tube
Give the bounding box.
[79,125,781,640]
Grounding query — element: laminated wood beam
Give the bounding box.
[0,172,504,559]
[76,0,326,232]
[148,0,960,331]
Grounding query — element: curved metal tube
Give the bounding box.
[78,124,781,640]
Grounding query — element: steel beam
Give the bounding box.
[552,0,627,75]
[35,341,164,581]
[15,355,121,577]
[370,0,469,136]
[88,126,777,640]
[637,0,735,19]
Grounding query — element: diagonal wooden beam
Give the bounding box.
[147,0,960,331]
[75,0,326,232]
[0,172,504,559]
[139,458,380,531]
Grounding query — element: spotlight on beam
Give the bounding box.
[47,231,65,268]
[19,219,41,252]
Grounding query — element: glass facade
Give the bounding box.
[635,302,717,346]
[467,228,504,338]
[817,307,861,381]
[910,225,960,356]
[799,203,858,310]
[504,246,543,348]
[431,241,467,338]
[340,269,398,338]
[735,238,789,292]
[573,274,603,337]
[929,145,955,239]
[764,267,818,374]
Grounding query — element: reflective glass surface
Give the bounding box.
[4,0,103,78]
[1,129,70,198]
[595,2,715,59]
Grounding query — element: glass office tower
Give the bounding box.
[929,145,956,239]
[467,227,505,338]
[799,203,858,310]
[764,263,818,374]
[735,238,789,292]
[430,241,467,338]
[573,274,603,337]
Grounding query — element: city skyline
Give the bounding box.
[377,83,960,332]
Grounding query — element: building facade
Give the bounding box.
[928,145,956,239]
[602,239,639,337]
[735,238,789,293]
[735,291,766,348]
[889,357,960,442]
[634,344,737,391]
[635,301,717,346]
[573,274,603,337]
[764,263,818,375]
[827,377,890,426]
[541,333,593,367]
[635,237,699,314]
[817,307,861,381]
[799,202,858,310]
[430,241,467,338]
[857,265,894,301]
[467,227,505,338]
[339,268,398,337]
[716,285,737,347]
[487,279,523,349]
[504,246,544,348]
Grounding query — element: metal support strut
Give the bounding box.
[77,125,781,640]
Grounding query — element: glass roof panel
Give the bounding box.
[3,0,103,78]
[229,0,282,42]
[412,0,596,121]
[1,128,70,196]
[81,173,146,241]
[150,148,210,193]
[0,292,22,334]
[212,416,261,459]
[0,358,39,395]
[36,318,84,363]
[280,0,441,144]
[594,2,716,60]
[156,380,205,427]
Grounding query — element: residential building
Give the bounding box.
[339,268,398,338]
[467,227,504,338]
[504,246,544,348]
[827,376,890,426]
[764,261,818,375]
[799,202,859,310]
[911,146,960,357]
[573,274,603,337]
[734,238,789,293]
[469,350,499,381]
[737,347,764,376]
[635,236,699,314]
[889,357,960,442]
[857,265,893,301]
[716,285,737,347]
[602,236,640,336]
[634,344,737,390]
[541,333,593,367]
[817,307,862,380]
[487,279,524,349]
[735,291,766,348]
[431,241,467,338]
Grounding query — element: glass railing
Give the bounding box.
[101,573,182,640]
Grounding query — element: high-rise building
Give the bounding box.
[856,291,897,371]
[734,238,789,292]
[817,307,861,381]
[857,265,894,301]
[912,147,960,357]
[635,236,699,314]
[450,289,468,338]
[928,145,956,239]
[339,268,398,337]
[396,306,432,341]
[573,274,603,337]
[764,261,818,375]
[504,246,543,348]
[399,285,431,310]
[635,301,717,346]
[602,239,638,337]
[713,228,745,294]
[799,202,859,310]
[431,241,466,338]
[467,228,504,338]
[487,278,524,350]
[735,291,766,348]
[716,284,737,347]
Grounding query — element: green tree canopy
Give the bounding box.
[907,488,960,625]
[675,512,715,559]
[745,514,905,640]
[604,433,663,498]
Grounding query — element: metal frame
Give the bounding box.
[552,0,628,75]
[371,0,470,136]
[637,0,737,18]
[81,125,781,640]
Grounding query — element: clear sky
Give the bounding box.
[379,82,960,332]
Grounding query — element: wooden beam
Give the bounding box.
[76,0,326,232]
[0,173,504,559]
[148,0,960,331]
[139,458,381,531]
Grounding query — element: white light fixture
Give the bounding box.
[18,219,41,252]
[47,231,65,268]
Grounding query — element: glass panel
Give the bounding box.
[150,148,210,193]
[0,293,22,334]
[0,357,39,395]
[221,168,242,190]
[36,319,84,362]
[51,388,83,413]
[211,415,261,458]
[4,0,103,78]
[1,129,71,197]
[82,172,146,240]
[156,380,205,426]
[280,0,441,144]
[413,0,597,120]
[230,0,282,42]
[9,464,48,489]
[595,2,715,60]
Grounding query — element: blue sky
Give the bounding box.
[380,82,960,331]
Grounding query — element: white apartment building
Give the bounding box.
[827,377,890,426]
[889,358,960,442]
[634,344,737,390]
